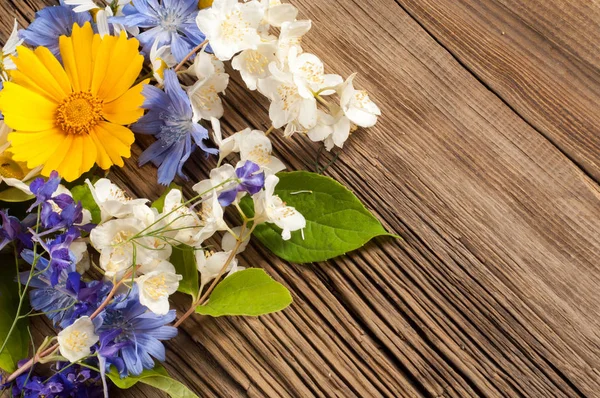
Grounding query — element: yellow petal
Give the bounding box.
[92,122,134,167]
[103,80,149,125]
[34,46,72,97]
[90,34,118,95]
[89,128,112,169]
[96,32,144,103]
[57,135,83,182]
[8,129,66,168]
[70,22,94,92]
[41,134,74,177]
[80,134,97,176]
[10,46,70,102]
[0,82,58,132]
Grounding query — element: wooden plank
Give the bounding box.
[1,0,600,397]
[395,0,600,182]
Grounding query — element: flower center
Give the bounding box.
[145,274,168,300]
[56,92,103,135]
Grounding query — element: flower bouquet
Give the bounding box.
[0,0,389,396]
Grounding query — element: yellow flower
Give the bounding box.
[0,22,148,182]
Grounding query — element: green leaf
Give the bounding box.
[0,256,29,372]
[240,171,394,263]
[0,187,34,203]
[71,183,101,224]
[196,268,292,317]
[108,363,198,398]
[152,183,181,212]
[170,245,199,301]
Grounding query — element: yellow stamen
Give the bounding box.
[56,92,104,135]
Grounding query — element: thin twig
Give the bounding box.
[174,40,208,72]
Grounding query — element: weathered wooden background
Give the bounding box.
[2,0,600,396]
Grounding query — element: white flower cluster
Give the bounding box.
[195,0,381,150]
[84,139,304,315]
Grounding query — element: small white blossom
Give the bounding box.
[339,73,381,128]
[253,174,305,240]
[307,108,351,151]
[137,261,182,315]
[90,207,171,278]
[86,179,148,222]
[196,0,264,61]
[237,129,286,174]
[211,117,245,163]
[71,240,91,274]
[232,43,277,90]
[288,49,343,98]
[258,63,318,131]
[150,42,177,84]
[186,51,229,122]
[57,317,99,363]
[276,19,311,64]
[1,20,23,80]
[196,250,240,290]
[161,189,202,246]
[260,0,298,27]
[63,0,99,12]
[222,226,250,254]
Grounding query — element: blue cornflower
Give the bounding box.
[111,0,206,62]
[133,69,218,185]
[218,161,265,206]
[19,2,92,59]
[95,285,177,376]
[21,250,110,326]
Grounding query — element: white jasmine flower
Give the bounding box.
[161,189,203,246]
[71,240,91,274]
[232,43,277,90]
[196,249,239,290]
[86,179,148,222]
[288,49,343,98]
[57,317,99,363]
[339,73,381,128]
[211,117,245,163]
[253,174,305,240]
[258,63,318,131]
[1,20,23,80]
[136,261,182,315]
[237,130,286,174]
[307,108,351,151]
[186,51,230,122]
[150,42,177,84]
[192,163,237,197]
[276,19,311,64]
[195,192,229,243]
[260,0,298,27]
[221,226,250,254]
[196,0,264,61]
[90,211,171,278]
[63,0,99,12]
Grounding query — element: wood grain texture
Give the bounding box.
[396,0,600,182]
[1,0,600,397]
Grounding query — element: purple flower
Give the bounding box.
[111,0,206,62]
[20,3,92,59]
[0,211,32,252]
[28,171,61,212]
[218,161,265,206]
[8,363,101,398]
[95,285,177,376]
[133,69,217,185]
